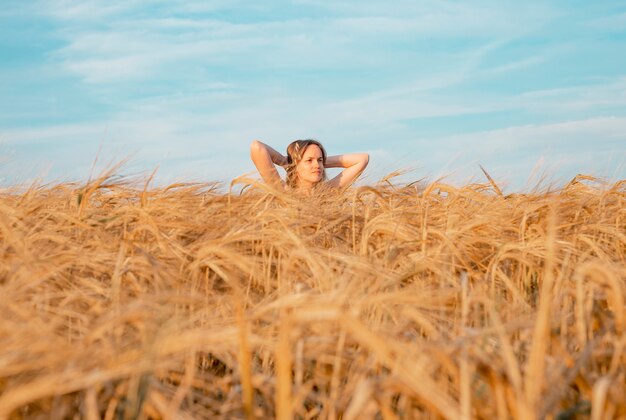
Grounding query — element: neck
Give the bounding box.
[296,180,316,194]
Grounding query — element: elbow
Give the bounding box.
[362,153,370,168]
[250,140,264,158]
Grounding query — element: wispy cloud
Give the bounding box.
[514,77,626,114]
[41,0,551,85]
[415,117,626,187]
[42,0,149,21]
[484,55,545,75]
[293,0,556,34]
[4,103,624,189]
[586,12,626,31]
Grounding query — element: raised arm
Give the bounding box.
[250,140,287,188]
[325,152,369,188]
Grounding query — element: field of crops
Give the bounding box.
[0,171,624,419]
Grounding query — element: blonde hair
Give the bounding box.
[285,139,327,189]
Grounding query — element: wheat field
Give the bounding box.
[0,169,624,419]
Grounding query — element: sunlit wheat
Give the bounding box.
[0,171,624,419]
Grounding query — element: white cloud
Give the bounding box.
[514,77,626,114]
[586,12,626,31]
[4,102,624,190]
[42,0,139,20]
[293,0,555,34]
[484,55,545,75]
[40,0,553,85]
[413,117,626,188]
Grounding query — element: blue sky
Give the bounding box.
[1,0,625,191]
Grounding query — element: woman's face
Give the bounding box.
[296,145,324,187]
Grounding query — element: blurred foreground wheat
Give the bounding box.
[0,172,624,419]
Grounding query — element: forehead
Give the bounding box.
[302,144,323,158]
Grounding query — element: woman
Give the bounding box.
[250,139,369,194]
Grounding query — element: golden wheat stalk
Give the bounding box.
[0,171,624,418]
